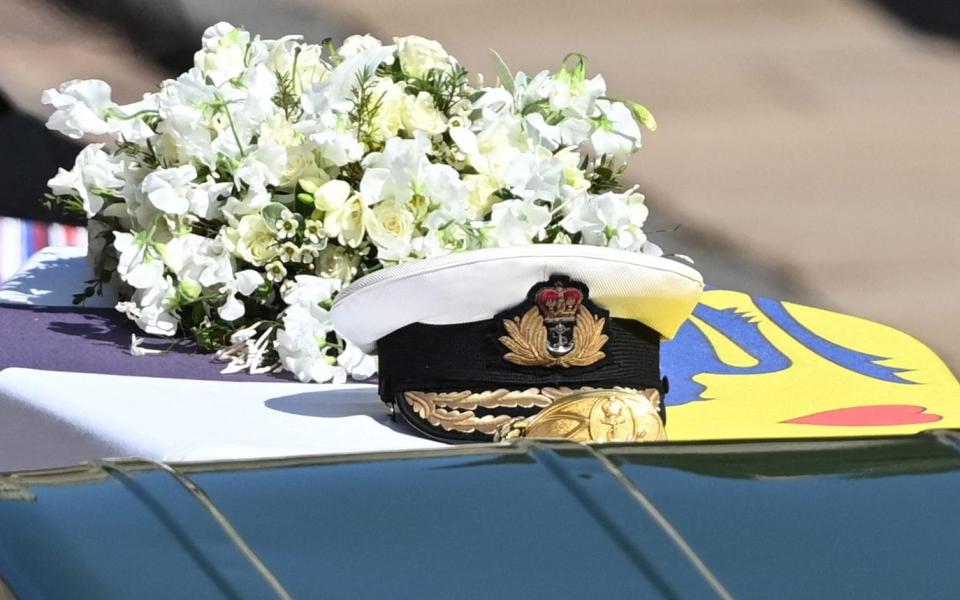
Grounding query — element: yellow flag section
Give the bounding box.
[662,289,960,440]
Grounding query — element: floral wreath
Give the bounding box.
[42,23,661,383]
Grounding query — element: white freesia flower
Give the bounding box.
[311,179,352,212]
[42,79,115,138]
[327,194,368,248]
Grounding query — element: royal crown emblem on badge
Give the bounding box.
[499,279,609,368]
[536,282,582,355]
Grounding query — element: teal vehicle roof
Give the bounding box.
[2,432,960,599]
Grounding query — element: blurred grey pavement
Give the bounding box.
[1,0,957,368]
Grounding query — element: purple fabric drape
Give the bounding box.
[0,304,295,382]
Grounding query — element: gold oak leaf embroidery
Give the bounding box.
[500,305,608,367]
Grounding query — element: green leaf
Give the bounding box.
[260,203,288,232]
[489,49,514,93]
[191,302,205,323]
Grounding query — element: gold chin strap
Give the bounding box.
[495,388,666,443]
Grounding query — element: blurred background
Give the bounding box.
[0,0,957,368]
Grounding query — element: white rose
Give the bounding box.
[280,145,322,189]
[395,35,453,79]
[339,34,382,59]
[294,44,330,88]
[370,78,406,140]
[401,92,447,136]
[364,202,415,260]
[317,245,360,284]
[224,215,280,265]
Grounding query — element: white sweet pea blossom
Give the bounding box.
[42,79,115,138]
[163,234,236,287]
[113,232,164,290]
[281,275,341,308]
[218,270,264,321]
[503,153,564,204]
[194,22,251,86]
[187,179,234,220]
[47,144,124,217]
[142,166,198,215]
[337,341,378,380]
[487,199,551,246]
[235,143,287,189]
[116,275,177,336]
[588,100,642,164]
[561,190,651,251]
[276,304,345,383]
[275,275,345,382]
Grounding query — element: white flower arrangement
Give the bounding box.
[42,23,661,383]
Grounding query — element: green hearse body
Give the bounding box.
[2,433,960,599]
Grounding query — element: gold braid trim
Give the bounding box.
[404,388,572,435]
[403,387,651,435]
